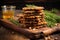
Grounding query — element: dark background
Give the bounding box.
[0,0,60,10]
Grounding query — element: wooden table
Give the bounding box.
[0,10,60,40]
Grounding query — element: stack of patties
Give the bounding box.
[18,6,47,29]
